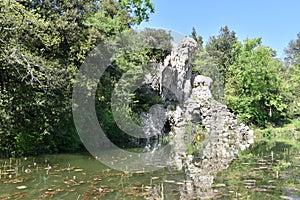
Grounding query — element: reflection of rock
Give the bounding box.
[142,37,254,199]
[165,39,253,199]
[141,104,167,152]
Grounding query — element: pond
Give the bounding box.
[213,141,300,200]
[0,144,300,200]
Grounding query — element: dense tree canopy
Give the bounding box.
[0,0,155,157]
[225,38,287,126]
[205,26,239,77]
[283,33,300,118]
[284,32,300,65]
[193,28,299,127]
[95,28,173,146]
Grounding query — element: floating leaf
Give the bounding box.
[45,191,57,196]
[135,171,145,174]
[9,178,24,184]
[164,180,175,183]
[16,185,28,190]
[135,191,152,196]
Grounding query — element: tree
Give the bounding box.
[191,27,203,49]
[118,0,154,24]
[193,50,225,102]
[225,38,287,126]
[284,32,300,65]
[205,26,239,77]
[281,33,300,118]
[95,28,173,146]
[0,0,69,156]
[0,0,154,157]
[283,64,300,118]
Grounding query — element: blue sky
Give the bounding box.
[137,0,300,58]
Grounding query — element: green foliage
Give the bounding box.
[139,28,173,62]
[84,0,131,36]
[282,64,300,118]
[193,50,225,102]
[191,27,203,49]
[282,34,300,118]
[0,0,154,157]
[294,119,300,132]
[1,0,299,158]
[131,87,162,113]
[284,32,300,65]
[184,122,206,156]
[226,38,287,126]
[205,26,239,77]
[194,26,239,104]
[118,0,154,24]
[187,143,195,155]
[253,120,300,150]
[95,28,172,147]
[184,122,195,155]
[282,33,300,118]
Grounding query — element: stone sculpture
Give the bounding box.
[142,37,254,198]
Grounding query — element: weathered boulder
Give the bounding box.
[193,74,213,88]
[161,37,198,101]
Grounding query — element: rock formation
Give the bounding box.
[142,37,254,198]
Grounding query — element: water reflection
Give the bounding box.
[0,147,299,199]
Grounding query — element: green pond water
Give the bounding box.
[0,144,300,200]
